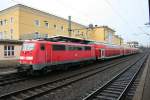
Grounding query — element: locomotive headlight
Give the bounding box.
[20,56,25,60]
[26,56,33,60]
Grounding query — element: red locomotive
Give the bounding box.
[18,36,139,75]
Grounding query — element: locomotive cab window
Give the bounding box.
[40,44,45,50]
[52,44,66,51]
[22,43,35,51]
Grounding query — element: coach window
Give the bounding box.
[76,46,82,50]
[40,44,45,51]
[68,45,74,50]
[85,46,91,50]
[52,45,65,51]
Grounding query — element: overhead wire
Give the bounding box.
[10,0,149,38]
[104,0,150,43]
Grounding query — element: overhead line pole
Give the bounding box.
[148,0,150,23]
[68,16,72,37]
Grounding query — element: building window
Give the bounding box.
[34,32,39,39]
[0,20,3,26]
[4,31,7,39]
[45,34,48,38]
[0,32,3,39]
[3,19,7,25]
[54,24,57,28]
[10,29,13,39]
[61,26,63,30]
[45,21,49,28]
[10,17,14,23]
[10,29,13,34]
[72,30,74,33]
[34,20,40,26]
[4,45,14,57]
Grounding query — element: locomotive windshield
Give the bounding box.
[22,43,35,51]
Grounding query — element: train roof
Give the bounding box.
[24,36,138,49]
[24,39,94,46]
[42,36,92,44]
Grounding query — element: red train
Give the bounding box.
[18,37,139,75]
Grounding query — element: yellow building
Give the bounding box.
[0,4,123,45]
[0,4,87,40]
[87,26,116,43]
[112,35,123,45]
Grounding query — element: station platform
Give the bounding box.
[133,55,150,100]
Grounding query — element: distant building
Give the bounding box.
[127,41,139,48]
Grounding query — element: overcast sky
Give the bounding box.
[1,0,150,46]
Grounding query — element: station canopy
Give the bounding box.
[42,35,93,44]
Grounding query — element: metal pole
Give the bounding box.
[68,16,72,37]
[148,0,150,23]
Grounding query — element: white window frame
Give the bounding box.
[0,20,3,26]
[10,29,13,39]
[10,17,14,23]
[54,24,57,29]
[0,32,3,39]
[3,19,7,25]
[61,26,64,30]
[45,22,49,28]
[34,20,40,27]
[4,45,15,57]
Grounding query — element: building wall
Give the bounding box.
[0,7,19,40]
[0,4,87,40]
[112,35,123,45]
[18,5,87,40]
[87,26,115,43]
[89,28,105,42]
[0,4,124,45]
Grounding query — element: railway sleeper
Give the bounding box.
[110,84,127,88]
[111,82,128,86]
[106,87,123,91]
[99,92,119,99]
[95,95,116,100]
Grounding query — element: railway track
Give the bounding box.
[0,54,144,100]
[82,53,148,100]
[0,75,28,86]
[0,55,135,87]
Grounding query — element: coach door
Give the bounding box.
[101,49,105,58]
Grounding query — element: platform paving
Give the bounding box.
[0,60,18,75]
[141,57,150,100]
[133,55,150,100]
